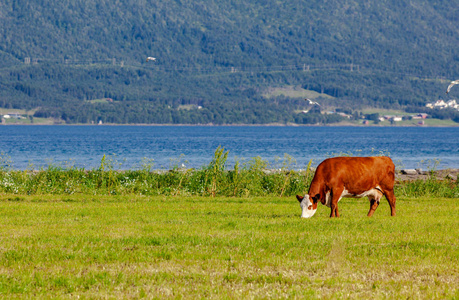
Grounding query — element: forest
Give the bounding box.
[0,0,458,124]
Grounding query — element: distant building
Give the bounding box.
[434,100,447,108]
[1,113,24,120]
[418,113,428,119]
[412,113,428,120]
[425,99,459,111]
[336,112,351,118]
[10,113,22,119]
[447,100,458,109]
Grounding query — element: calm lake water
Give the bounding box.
[0,126,458,170]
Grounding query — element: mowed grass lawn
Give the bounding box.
[0,195,458,299]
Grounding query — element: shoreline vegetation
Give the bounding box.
[1,149,457,198]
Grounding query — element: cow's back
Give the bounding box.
[310,156,395,194]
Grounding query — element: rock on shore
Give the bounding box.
[397,169,459,182]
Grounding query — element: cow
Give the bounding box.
[296,156,396,218]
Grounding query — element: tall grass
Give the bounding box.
[0,149,457,198]
[397,176,459,198]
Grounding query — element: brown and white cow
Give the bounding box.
[296,156,396,218]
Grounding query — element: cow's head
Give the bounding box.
[296,194,319,218]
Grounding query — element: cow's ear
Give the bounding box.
[296,195,304,202]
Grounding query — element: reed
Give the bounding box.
[0,150,457,198]
[396,175,458,198]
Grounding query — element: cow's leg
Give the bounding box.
[330,187,343,218]
[330,203,337,217]
[384,189,396,216]
[367,198,379,217]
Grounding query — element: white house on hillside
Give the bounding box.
[426,99,459,111]
[447,100,458,109]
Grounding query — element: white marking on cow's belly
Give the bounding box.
[341,186,383,202]
[324,186,383,208]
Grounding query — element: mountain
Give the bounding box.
[1,0,458,124]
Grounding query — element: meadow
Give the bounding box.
[0,150,458,298]
[0,194,458,299]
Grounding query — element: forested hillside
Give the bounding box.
[0,0,458,124]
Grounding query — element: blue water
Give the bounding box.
[0,126,458,170]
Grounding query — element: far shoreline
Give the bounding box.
[2,122,459,127]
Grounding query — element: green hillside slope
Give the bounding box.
[0,0,458,124]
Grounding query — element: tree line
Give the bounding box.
[0,0,458,124]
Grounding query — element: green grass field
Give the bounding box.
[0,194,457,298]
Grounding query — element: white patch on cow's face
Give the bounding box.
[300,195,317,218]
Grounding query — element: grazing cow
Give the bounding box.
[296,156,396,218]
